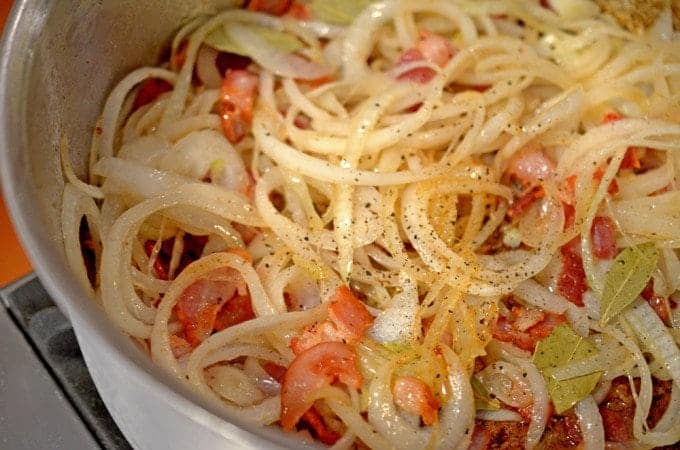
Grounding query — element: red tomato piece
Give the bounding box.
[286,1,310,20]
[600,377,635,442]
[526,312,566,340]
[492,315,536,353]
[247,0,291,15]
[169,334,193,358]
[591,216,617,259]
[214,294,255,331]
[507,185,545,218]
[557,238,587,307]
[176,278,234,346]
[133,78,173,111]
[393,376,441,425]
[263,361,287,383]
[396,31,456,83]
[220,69,259,143]
[327,285,374,341]
[280,342,363,430]
[144,240,170,280]
[641,281,671,326]
[593,165,620,195]
[300,407,341,445]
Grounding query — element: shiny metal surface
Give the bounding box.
[0,2,305,449]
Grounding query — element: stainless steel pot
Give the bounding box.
[0,2,307,448]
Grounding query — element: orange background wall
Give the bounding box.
[0,0,32,285]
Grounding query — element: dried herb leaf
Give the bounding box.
[600,242,659,326]
[205,24,302,56]
[308,0,374,25]
[533,324,601,414]
[471,376,501,411]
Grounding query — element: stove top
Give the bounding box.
[0,275,130,450]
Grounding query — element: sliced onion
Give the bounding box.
[476,409,522,422]
[196,45,223,89]
[625,301,680,383]
[226,23,329,80]
[369,274,419,343]
[574,396,604,450]
[207,365,265,406]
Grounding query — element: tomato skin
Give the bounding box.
[219,69,259,143]
[591,216,617,260]
[280,342,362,430]
[327,285,374,341]
[392,376,441,425]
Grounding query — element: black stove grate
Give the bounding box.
[1,275,131,450]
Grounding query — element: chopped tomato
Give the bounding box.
[593,165,620,195]
[226,247,253,263]
[602,112,623,124]
[416,30,456,67]
[393,376,441,425]
[563,175,577,205]
[601,112,644,170]
[620,147,644,170]
[144,240,170,280]
[280,342,363,430]
[493,305,565,352]
[471,420,528,450]
[648,379,673,429]
[641,281,671,326]
[557,238,587,307]
[507,185,545,218]
[220,69,259,143]
[591,216,617,259]
[468,423,491,450]
[301,75,334,88]
[540,412,582,448]
[286,1,310,20]
[176,277,233,345]
[526,312,566,340]
[176,248,253,346]
[600,377,635,442]
[232,222,259,245]
[563,202,576,230]
[300,407,341,445]
[493,316,536,352]
[214,294,255,331]
[511,306,545,332]
[247,0,291,15]
[291,285,373,354]
[263,361,287,383]
[327,285,374,341]
[505,147,555,187]
[396,31,455,83]
[133,78,173,111]
[291,322,346,355]
[169,334,193,358]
